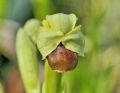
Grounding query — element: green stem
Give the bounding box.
[0,82,4,93]
[42,60,62,93]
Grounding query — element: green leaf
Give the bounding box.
[37,27,63,59]
[46,13,77,34]
[16,29,40,93]
[63,26,85,56]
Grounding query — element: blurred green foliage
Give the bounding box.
[0,0,7,19]
[0,0,120,93]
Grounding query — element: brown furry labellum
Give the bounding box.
[47,43,78,73]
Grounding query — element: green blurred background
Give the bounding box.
[0,0,120,93]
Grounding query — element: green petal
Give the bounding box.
[46,13,77,34]
[37,27,63,59]
[63,26,85,56]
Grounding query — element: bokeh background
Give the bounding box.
[0,0,120,93]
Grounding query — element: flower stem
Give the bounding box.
[42,60,62,93]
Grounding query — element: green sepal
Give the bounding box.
[37,27,63,59]
[37,13,84,59]
[63,26,84,56]
[46,13,77,34]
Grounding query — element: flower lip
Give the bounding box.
[47,42,78,72]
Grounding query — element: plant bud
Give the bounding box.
[47,43,78,72]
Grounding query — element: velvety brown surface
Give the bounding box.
[47,43,78,72]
